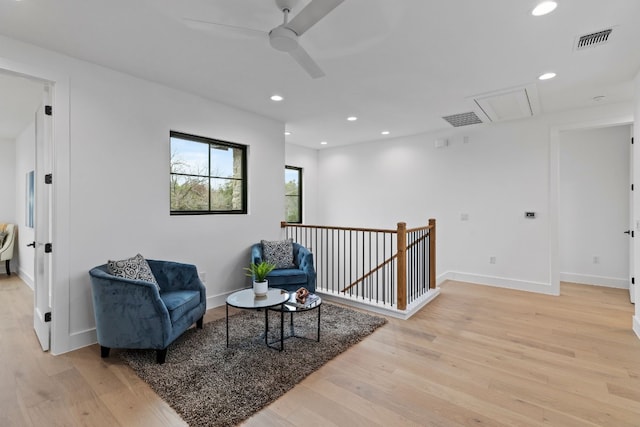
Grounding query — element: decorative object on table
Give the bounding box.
[0,223,16,275]
[120,302,387,427]
[244,260,276,296]
[251,240,316,293]
[295,286,309,304]
[88,257,206,364]
[290,291,319,308]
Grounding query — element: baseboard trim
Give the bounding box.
[18,268,34,290]
[207,289,243,309]
[560,272,628,289]
[441,271,556,295]
[53,289,239,355]
[318,288,441,320]
[634,315,640,341]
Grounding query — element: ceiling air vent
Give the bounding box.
[575,28,613,50]
[442,112,483,127]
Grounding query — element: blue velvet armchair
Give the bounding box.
[251,242,316,293]
[89,259,206,364]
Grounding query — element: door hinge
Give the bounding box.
[632,277,635,285]
[45,105,52,116]
[45,174,52,184]
[44,312,52,322]
[632,137,634,145]
[632,231,635,238]
[632,184,635,191]
[45,243,52,253]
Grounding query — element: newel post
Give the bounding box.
[429,218,436,290]
[397,222,407,310]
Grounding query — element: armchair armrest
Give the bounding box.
[251,244,263,265]
[147,260,206,305]
[294,243,317,291]
[0,224,16,260]
[89,266,171,349]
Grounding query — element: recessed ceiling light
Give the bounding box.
[532,1,557,16]
[320,141,328,145]
[381,131,390,135]
[538,72,556,80]
[347,116,358,121]
[284,131,291,136]
[270,95,284,101]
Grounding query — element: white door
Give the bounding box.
[631,131,636,304]
[33,86,53,351]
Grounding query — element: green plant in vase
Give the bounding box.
[244,261,276,296]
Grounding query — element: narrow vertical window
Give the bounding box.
[285,166,302,223]
[170,131,247,214]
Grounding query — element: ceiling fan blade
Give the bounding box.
[289,45,325,79]
[287,0,345,36]
[183,18,266,38]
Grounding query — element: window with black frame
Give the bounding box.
[285,166,302,223]
[170,131,247,214]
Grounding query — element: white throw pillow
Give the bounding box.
[107,253,159,290]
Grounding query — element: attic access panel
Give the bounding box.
[471,84,541,123]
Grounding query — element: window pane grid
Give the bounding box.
[285,166,302,223]
[171,131,247,214]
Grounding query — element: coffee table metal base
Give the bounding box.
[225,288,289,352]
[267,305,321,345]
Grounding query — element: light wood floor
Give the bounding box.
[1,274,639,426]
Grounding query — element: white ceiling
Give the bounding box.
[0,0,639,147]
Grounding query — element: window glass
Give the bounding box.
[285,166,302,223]
[170,131,247,214]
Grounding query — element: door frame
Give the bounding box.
[550,114,634,296]
[0,57,70,355]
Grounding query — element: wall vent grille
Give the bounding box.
[442,112,483,127]
[576,28,613,50]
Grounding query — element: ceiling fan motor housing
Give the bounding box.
[269,25,299,52]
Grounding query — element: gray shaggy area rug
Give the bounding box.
[120,302,387,427]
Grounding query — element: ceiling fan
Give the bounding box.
[184,0,345,79]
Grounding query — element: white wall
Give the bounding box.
[0,35,285,353]
[285,143,319,225]
[559,126,631,288]
[15,121,35,287]
[315,102,634,295]
[0,137,16,224]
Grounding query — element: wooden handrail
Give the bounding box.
[341,253,398,294]
[282,220,434,235]
[281,221,399,234]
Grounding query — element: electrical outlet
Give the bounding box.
[593,256,600,264]
[460,213,469,221]
[489,256,496,264]
[200,271,207,282]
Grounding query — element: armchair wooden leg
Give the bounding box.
[156,348,167,364]
[100,346,110,358]
[5,260,10,276]
[196,317,204,329]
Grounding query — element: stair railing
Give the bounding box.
[281,219,436,310]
